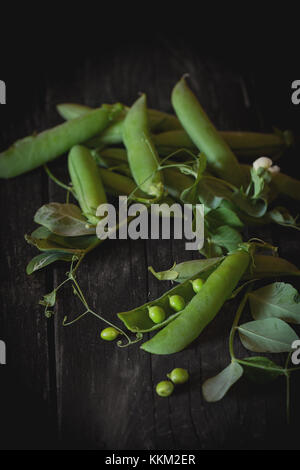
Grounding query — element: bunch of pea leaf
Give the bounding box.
[0,76,300,416]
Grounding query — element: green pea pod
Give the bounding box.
[245,254,300,279]
[68,145,107,225]
[99,168,140,197]
[271,172,300,201]
[56,103,92,120]
[171,77,244,188]
[122,94,164,199]
[153,129,293,159]
[141,250,250,354]
[163,167,194,200]
[221,129,293,159]
[57,103,181,148]
[118,267,216,333]
[0,104,123,179]
[91,148,128,169]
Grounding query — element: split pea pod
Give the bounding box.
[68,145,107,225]
[149,255,300,284]
[153,129,293,159]
[0,104,123,179]
[122,94,164,199]
[171,77,244,188]
[118,266,217,333]
[141,250,250,354]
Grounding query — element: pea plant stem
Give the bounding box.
[64,266,142,347]
[229,285,253,360]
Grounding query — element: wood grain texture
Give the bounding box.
[0,37,299,450]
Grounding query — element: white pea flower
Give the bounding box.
[253,156,280,175]
[268,165,281,174]
[253,156,273,171]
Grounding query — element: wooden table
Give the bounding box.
[0,37,299,450]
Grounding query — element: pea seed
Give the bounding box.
[156,380,174,397]
[148,306,166,324]
[167,368,189,384]
[169,294,185,312]
[100,327,120,341]
[192,278,204,293]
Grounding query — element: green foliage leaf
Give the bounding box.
[249,282,300,324]
[205,206,244,231]
[196,176,233,209]
[238,318,299,353]
[39,290,57,307]
[240,356,285,384]
[244,255,300,279]
[210,225,243,253]
[268,206,300,231]
[34,203,97,236]
[232,188,268,218]
[28,227,99,252]
[250,167,271,199]
[202,361,243,402]
[26,251,74,275]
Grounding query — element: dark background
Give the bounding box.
[0,30,299,450]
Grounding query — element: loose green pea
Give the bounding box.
[100,327,120,341]
[167,368,189,384]
[148,306,166,324]
[169,294,186,312]
[156,380,174,397]
[191,278,204,293]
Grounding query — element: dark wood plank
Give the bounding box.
[1,36,299,450]
[0,84,57,449]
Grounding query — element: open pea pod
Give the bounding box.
[141,250,251,355]
[148,257,223,282]
[149,254,300,285]
[118,267,216,333]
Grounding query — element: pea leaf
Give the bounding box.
[210,225,243,253]
[39,290,57,307]
[202,361,243,402]
[25,234,82,254]
[268,206,300,231]
[29,227,99,251]
[240,356,285,384]
[244,255,300,279]
[34,203,97,236]
[250,167,271,199]
[238,318,299,353]
[26,251,74,275]
[232,188,268,218]
[205,206,244,231]
[196,176,232,209]
[249,282,300,324]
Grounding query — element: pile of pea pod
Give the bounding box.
[1,77,300,404]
